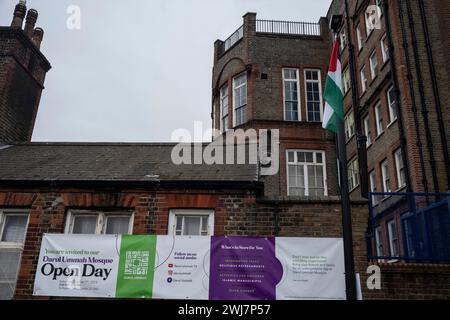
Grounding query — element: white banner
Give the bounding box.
[33,234,348,300]
[33,234,120,298]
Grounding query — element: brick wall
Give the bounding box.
[2,186,449,299]
[0,28,50,142]
[211,13,338,198]
[0,187,368,299]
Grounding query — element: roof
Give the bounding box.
[0,143,259,187]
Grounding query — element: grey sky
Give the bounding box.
[1,0,331,142]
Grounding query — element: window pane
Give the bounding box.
[308,165,316,188]
[183,216,201,235]
[105,217,130,235]
[176,216,183,232]
[288,152,295,162]
[72,216,97,234]
[283,69,296,80]
[305,72,322,122]
[316,153,323,163]
[1,215,28,243]
[0,250,21,300]
[201,216,208,233]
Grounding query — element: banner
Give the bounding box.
[33,234,346,300]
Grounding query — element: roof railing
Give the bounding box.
[256,19,321,36]
[224,25,244,51]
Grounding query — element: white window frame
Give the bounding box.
[360,66,367,93]
[387,86,397,125]
[369,51,378,80]
[168,209,214,236]
[282,68,301,121]
[344,111,355,142]
[304,69,323,122]
[381,159,391,193]
[219,84,229,133]
[376,0,384,17]
[64,210,134,235]
[375,226,383,257]
[356,24,363,51]
[364,114,372,147]
[387,219,399,257]
[348,157,360,191]
[232,72,247,127]
[286,150,328,197]
[394,148,406,189]
[343,67,351,94]
[365,5,376,36]
[369,170,379,205]
[381,34,389,63]
[374,102,384,136]
[0,209,29,300]
[339,28,347,51]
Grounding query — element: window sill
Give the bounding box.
[381,59,390,70]
[345,134,356,145]
[370,74,378,85]
[343,89,351,99]
[366,142,373,150]
[360,90,367,99]
[375,131,384,141]
[366,29,375,43]
[387,118,398,129]
[357,46,364,56]
[381,194,392,202]
[394,185,407,192]
[349,184,360,193]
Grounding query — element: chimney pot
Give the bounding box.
[24,9,38,38]
[11,1,27,28]
[32,28,44,49]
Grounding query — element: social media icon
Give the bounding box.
[167,277,173,283]
[168,263,173,268]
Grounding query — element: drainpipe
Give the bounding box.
[396,0,429,194]
[417,0,450,190]
[344,1,368,198]
[405,0,440,193]
[382,0,412,192]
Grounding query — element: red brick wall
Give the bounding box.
[1,187,449,299]
[0,187,367,299]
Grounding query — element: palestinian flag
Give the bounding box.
[322,38,344,133]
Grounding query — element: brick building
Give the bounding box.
[0,1,449,300]
[326,0,450,262]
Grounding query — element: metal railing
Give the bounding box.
[224,25,244,51]
[367,192,450,263]
[256,19,321,36]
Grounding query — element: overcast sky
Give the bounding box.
[1,0,331,142]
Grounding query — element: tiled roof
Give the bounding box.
[0,143,258,184]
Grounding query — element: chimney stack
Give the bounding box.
[11,0,27,28]
[32,28,44,49]
[24,8,38,38]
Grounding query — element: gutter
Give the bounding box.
[0,179,264,192]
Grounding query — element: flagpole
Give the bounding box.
[332,28,357,300]
[336,114,357,300]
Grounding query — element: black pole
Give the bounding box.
[337,115,357,300]
[330,23,357,299]
[330,10,357,299]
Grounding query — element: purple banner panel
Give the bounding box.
[209,236,283,300]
